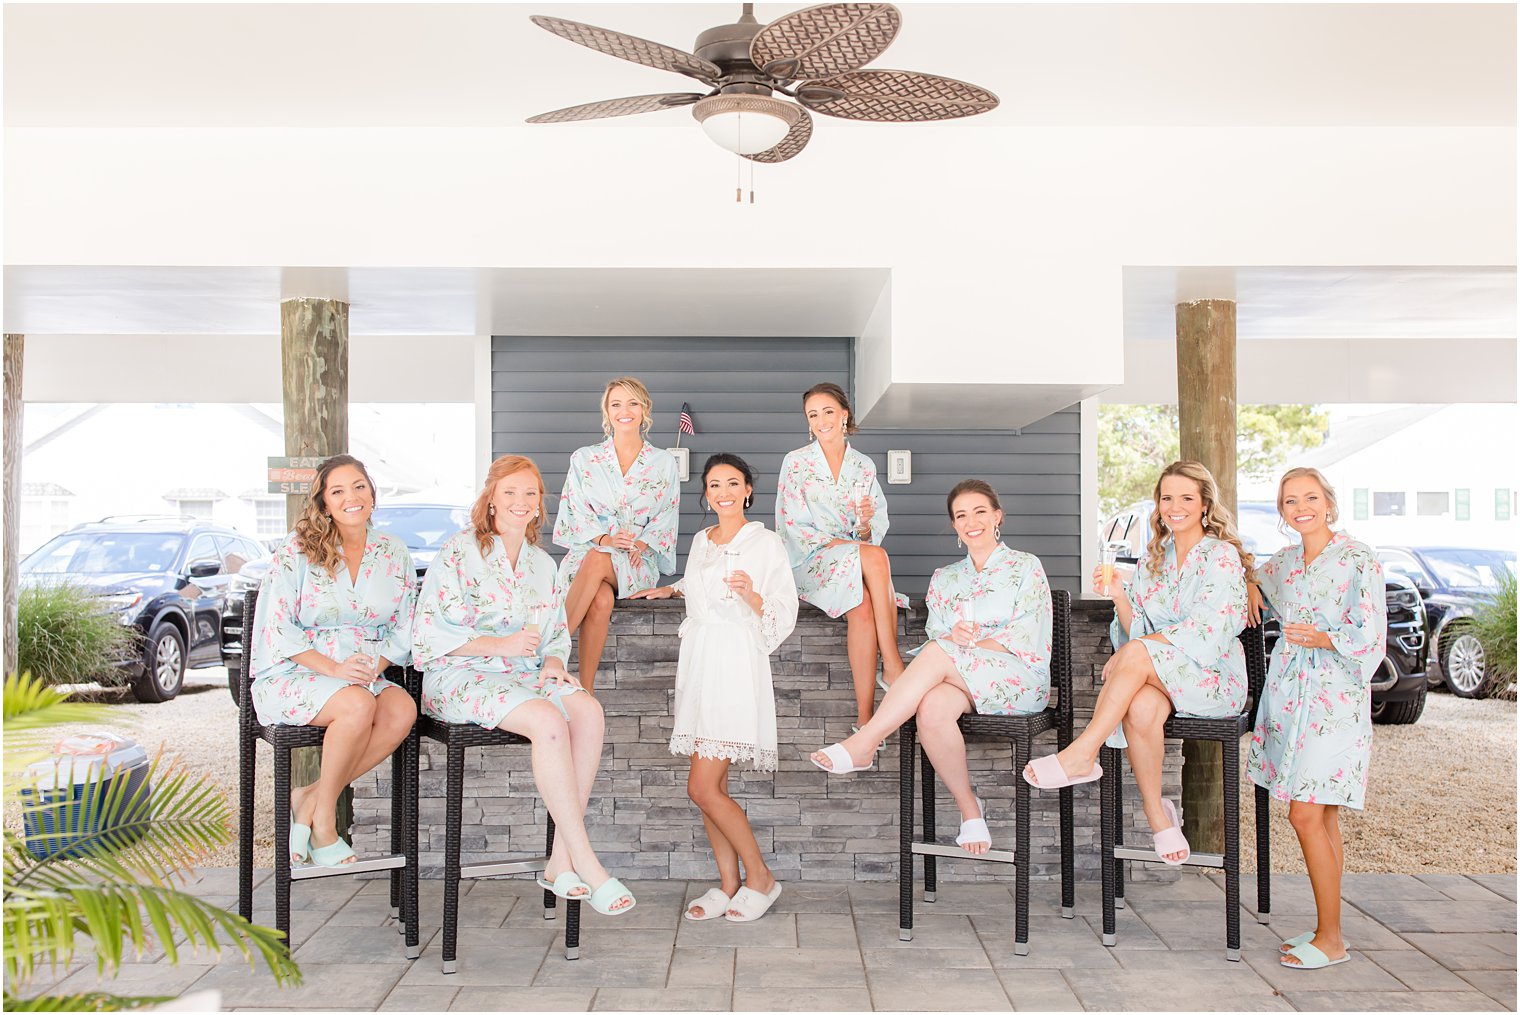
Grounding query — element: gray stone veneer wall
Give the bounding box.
[351,598,1181,884]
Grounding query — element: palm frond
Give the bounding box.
[4,878,301,987]
[10,753,231,890]
[4,990,169,1011]
[3,674,107,734]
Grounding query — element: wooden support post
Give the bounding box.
[1175,299,1237,854]
[280,299,352,839]
[4,334,23,678]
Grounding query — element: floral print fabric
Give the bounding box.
[1107,536,1249,747]
[1247,533,1386,809]
[919,543,1052,716]
[552,438,680,596]
[249,530,417,726]
[775,441,907,618]
[413,530,578,729]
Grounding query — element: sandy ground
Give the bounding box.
[8,672,1515,874]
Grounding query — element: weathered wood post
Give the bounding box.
[280,299,352,839]
[1175,298,1237,853]
[4,334,23,678]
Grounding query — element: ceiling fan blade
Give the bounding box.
[526,93,704,124]
[530,15,720,85]
[743,107,813,164]
[796,69,998,122]
[749,3,900,81]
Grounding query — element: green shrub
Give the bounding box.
[16,584,136,687]
[1470,570,1517,680]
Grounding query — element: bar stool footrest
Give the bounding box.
[290,854,406,880]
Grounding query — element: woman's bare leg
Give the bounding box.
[500,699,627,910]
[914,684,983,853]
[291,687,416,831]
[845,599,878,726]
[686,760,746,916]
[1121,684,1185,862]
[297,687,379,861]
[1026,643,1169,784]
[860,545,905,681]
[1284,802,1346,964]
[815,643,972,769]
[685,757,774,909]
[575,584,616,692]
[544,690,607,880]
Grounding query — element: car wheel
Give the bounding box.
[1373,679,1427,725]
[1444,630,1496,699]
[130,621,186,703]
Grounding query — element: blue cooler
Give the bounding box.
[20,732,152,860]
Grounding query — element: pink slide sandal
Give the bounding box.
[1154,798,1191,865]
[1022,754,1103,789]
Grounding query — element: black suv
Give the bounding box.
[1377,546,1515,699]
[20,518,268,702]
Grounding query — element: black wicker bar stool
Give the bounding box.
[234,589,420,957]
[1098,624,1271,961]
[898,589,1076,955]
[418,715,581,972]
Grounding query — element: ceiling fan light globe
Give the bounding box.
[700,110,791,155]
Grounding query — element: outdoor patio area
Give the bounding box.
[18,868,1516,1012]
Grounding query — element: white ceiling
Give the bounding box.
[5,3,1514,128]
[6,264,1513,344]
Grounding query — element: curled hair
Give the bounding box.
[294,454,378,576]
[1144,460,1256,582]
[802,381,859,436]
[700,452,757,511]
[601,376,653,437]
[945,478,1002,520]
[470,455,546,557]
[1276,467,1340,527]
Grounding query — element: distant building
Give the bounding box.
[1239,404,1517,550]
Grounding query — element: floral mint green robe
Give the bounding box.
[920,543,1051,716]
[552,438,680,596]
[776,441,907,617]
[413,530,579,729]
[1107,536,1249,748]
[250,530,417,726]
[1247,532,1386,809]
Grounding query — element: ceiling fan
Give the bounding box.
[525,3,1000,163]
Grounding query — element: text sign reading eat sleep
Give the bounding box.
[267,456,324,494]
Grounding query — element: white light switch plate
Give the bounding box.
[667,447,690,482]
[887,449,911,484]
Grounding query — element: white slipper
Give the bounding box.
[684,887,732,922]
[955,796,991,852]
[810,742,874,775]
[724,883,783,923]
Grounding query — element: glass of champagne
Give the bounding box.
[360,633,385,685]
[852,480,870,538]
[723,549,740,601]
[1100,544,1119,597]
[525,605,545,637]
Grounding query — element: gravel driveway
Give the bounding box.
[9,673,1515,874]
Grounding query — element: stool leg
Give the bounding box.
[898,720,915,942]
[543,813,558,921]
[1113,753,1126,909]
[1223,736,1242,962]
[565,896,582,962]
[238,724,255,922]
[272,744,294,946]
[1099,744,1118,947]
[1013,735,1031,956]
[1255,783,1272,921]
[390,743,403,921]
[403,725,420,958]
[920,745,937,903]
[441,742,464,974]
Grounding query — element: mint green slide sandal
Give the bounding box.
[310,837,356,867]
[1279,931,1314,953]
[538,870,590,899]
[1281,942,1350,969]
[587,876,637,916]
[289,810,312,864]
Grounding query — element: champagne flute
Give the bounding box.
[851,480,871,538]
[525,605,545,637]
[722,549,740,601]
[359,633,385,685]
[1100,544,1119,597]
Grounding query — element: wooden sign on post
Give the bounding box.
[267,456,323,495]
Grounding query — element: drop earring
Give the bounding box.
[994,526,1002,541]
[956,536,963,549]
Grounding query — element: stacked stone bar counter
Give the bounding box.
[352,598,1182,883]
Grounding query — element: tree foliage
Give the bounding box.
[1098,404,1329,516]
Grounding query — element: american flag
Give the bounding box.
[678,403,695,436]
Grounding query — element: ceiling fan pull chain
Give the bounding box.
[749,159,756,204]
[735,152,742,203]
